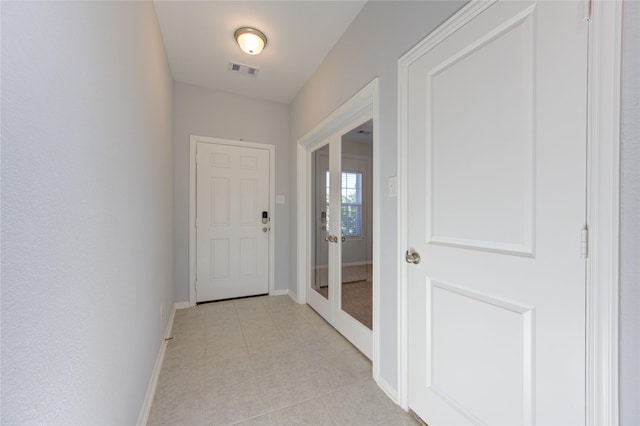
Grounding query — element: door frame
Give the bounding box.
[189,135,276,306]
[396,1,622,424]
[296,78,380,369]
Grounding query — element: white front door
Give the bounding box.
[196,142,270,302]
[405,1,588,424]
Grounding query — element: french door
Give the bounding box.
[307,120,373,359]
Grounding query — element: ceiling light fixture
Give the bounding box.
[234,27,267,55]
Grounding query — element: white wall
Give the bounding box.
[620,1,640,424]
[172,82,290,302]
[289,0,466,393]
[1,2,174,423]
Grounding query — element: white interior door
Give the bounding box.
[307,122,374,360]
[405,1,588,424]
[334,151,373,357]
[313,149,330,292]
[308,140,333,321]
[196,142,270,302]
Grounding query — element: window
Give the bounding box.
[326,171,363,237]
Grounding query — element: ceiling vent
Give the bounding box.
[228,62,260,77]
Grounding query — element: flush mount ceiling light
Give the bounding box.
[234,27,267,55]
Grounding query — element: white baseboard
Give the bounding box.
[174,301,191,310]
[136,305,176,426]
[286,290,302,304]
[375,375,399,405]
[271,289,301,304]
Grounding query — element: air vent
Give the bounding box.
[228,62,260,77]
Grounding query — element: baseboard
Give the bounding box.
[174,301,191,310]
[375,375,399,405]
[272,289,303,304]
[286,289,302,304]
[136,305,176,426]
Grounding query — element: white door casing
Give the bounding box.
[403,2,589,424]
[189,136,275,305]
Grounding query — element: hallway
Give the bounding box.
[148,295,418,425]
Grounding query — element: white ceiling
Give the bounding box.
[153,1,367,104]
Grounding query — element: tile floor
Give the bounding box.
[148,295,419,426]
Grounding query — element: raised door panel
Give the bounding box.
[427,5,535,256]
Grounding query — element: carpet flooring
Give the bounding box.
[316,280,372,329]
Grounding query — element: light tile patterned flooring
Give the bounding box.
[148,295,419,426]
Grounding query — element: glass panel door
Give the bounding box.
[306,120,374,359]
[310,144,330,300]
[339,120,373,330]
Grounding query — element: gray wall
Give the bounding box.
[290,0,640,405]
[1,2,174,423]
[620,1,640,424]
[289,0,466,392]
[172,82,290,302]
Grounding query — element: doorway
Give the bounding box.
[311,123,373,328]
[297,80,379,362]
[189,135,276,306]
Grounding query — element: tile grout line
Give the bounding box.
[151,296,415,426]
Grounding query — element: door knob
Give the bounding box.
[341,236,346,242]
[325,235,338,243]
[263,227,269,232]
[405,250,421,264]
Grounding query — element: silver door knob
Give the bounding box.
[263,227,269,232]
[405,250,421,264]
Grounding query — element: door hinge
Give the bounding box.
[583,0,592,21]
[580,226,589,259]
